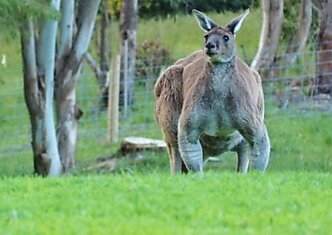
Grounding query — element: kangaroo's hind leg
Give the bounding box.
[167,143,188,174]
[232,139,250,173]
[154,65,185,175]
[238,122,271,172]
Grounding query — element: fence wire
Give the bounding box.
[0,47,331,165]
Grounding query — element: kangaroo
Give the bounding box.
[154,9,270,174]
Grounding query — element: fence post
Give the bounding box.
[108,55,120,143]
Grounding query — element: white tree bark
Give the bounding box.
[56,0,101,172]
[20,0,101,176]
[57,0,74,72]
[74,0,101,61]
[21,19,49,176]
[251,0,284,74]
[21,19,39,113]
[37,0,62,176]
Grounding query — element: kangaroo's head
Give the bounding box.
[193,9,249,63]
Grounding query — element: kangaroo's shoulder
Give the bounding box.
[154,64,183,98]
[236,57,262,84]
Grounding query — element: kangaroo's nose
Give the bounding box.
[205,42,217,56]
[205,42,216,50]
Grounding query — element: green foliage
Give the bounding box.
[106,0,258,19]
[138,0,259,18]
[108,0,122,18]
[0,0,59,41]
[1,173,332,234]
[0,0,57,29]
[280,0,301,44]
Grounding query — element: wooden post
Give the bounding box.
[108,55,120,143]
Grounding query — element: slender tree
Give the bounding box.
[251,0,284,76]
[85,0,111,110]
[119,0,137,107]
[312,0,332,94]
[20,1,62,176]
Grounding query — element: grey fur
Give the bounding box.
[154,10,270,174]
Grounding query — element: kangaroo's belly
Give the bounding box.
[200,131,243,156]
[199,106,242,156]
[203,107,235,135]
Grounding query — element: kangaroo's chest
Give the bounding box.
[201,69,239,136]
[202,87,236,136]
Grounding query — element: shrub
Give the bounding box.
[136,40,171,86]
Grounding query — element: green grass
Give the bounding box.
[1,172,332,235]
[266,112,332,172]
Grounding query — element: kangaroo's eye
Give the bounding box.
[204,35,209,41]
[223,35,229,42]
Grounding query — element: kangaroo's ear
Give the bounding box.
[192,9,218,32]
[227,9,250,34]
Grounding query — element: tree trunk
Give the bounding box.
[100,0,110,82]
[279,0,312,69]
[99,0,111,110]
[85,0,111,111]
[20,0,101,176]
[20,19,49,176]
[313,0,332,94]
[120,0,137,106]
[251,0,284,76]
[55,0,100,172]
[20,1,62,176]
[56,0,75,73]
[37,0,62,176]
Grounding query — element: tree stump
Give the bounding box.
[120,137,167,154]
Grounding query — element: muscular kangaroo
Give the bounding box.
[154,9,270,174]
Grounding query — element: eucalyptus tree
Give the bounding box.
[19,0,101,176]
[20,0,61,176]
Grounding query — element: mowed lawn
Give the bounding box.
[1,172,332,235]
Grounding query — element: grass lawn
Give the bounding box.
[1,172,332,235]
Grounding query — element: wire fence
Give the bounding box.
[0,46,331,167]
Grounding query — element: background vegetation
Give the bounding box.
[0,4,331,234]
[1,9,330,176]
